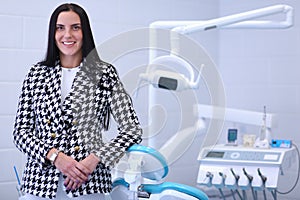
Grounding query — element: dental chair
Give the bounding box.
[111,144,208,200]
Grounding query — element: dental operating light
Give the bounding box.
[139,4,294,97]
[139,55,203,91]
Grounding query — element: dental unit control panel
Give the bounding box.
[197,144,296,199]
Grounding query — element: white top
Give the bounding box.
[61,66,80,103]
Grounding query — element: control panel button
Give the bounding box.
[230,152,240,159]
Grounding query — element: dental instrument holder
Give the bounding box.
[197,144,296,199]
[254,106,271,149]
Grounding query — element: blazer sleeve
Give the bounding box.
[13,66,52,168]
[92,65,143,168]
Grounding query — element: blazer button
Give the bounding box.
[74,146,80,152]
[51,133,56,139]
[46,119,51,125]
[72,120,78,125]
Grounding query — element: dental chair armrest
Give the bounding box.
[140,182,209,200]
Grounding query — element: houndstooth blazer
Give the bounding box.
[13,59,142,199]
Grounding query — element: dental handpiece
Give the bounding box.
[206,171,213,179]
[205,171,214,186]
[219,172,226,182]
[219,172,227,185]
[257,168,267,183]
[243,168,253,182]
[230,168,240,181]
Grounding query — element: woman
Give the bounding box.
[13,3,142,199]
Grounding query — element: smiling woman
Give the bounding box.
[55,11,83,68]
[13,3,143,200]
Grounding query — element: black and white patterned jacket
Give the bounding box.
[13,60,142,199]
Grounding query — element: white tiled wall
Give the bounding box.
[1,0,300,200]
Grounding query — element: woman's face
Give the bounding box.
[55,11,83,60]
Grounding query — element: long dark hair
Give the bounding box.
[40,3,100,67]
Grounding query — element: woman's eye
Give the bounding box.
[73,25,81,30]
[56,26,64,31]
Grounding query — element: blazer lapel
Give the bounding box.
[62,64,96,127]
[43,65,63,126]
